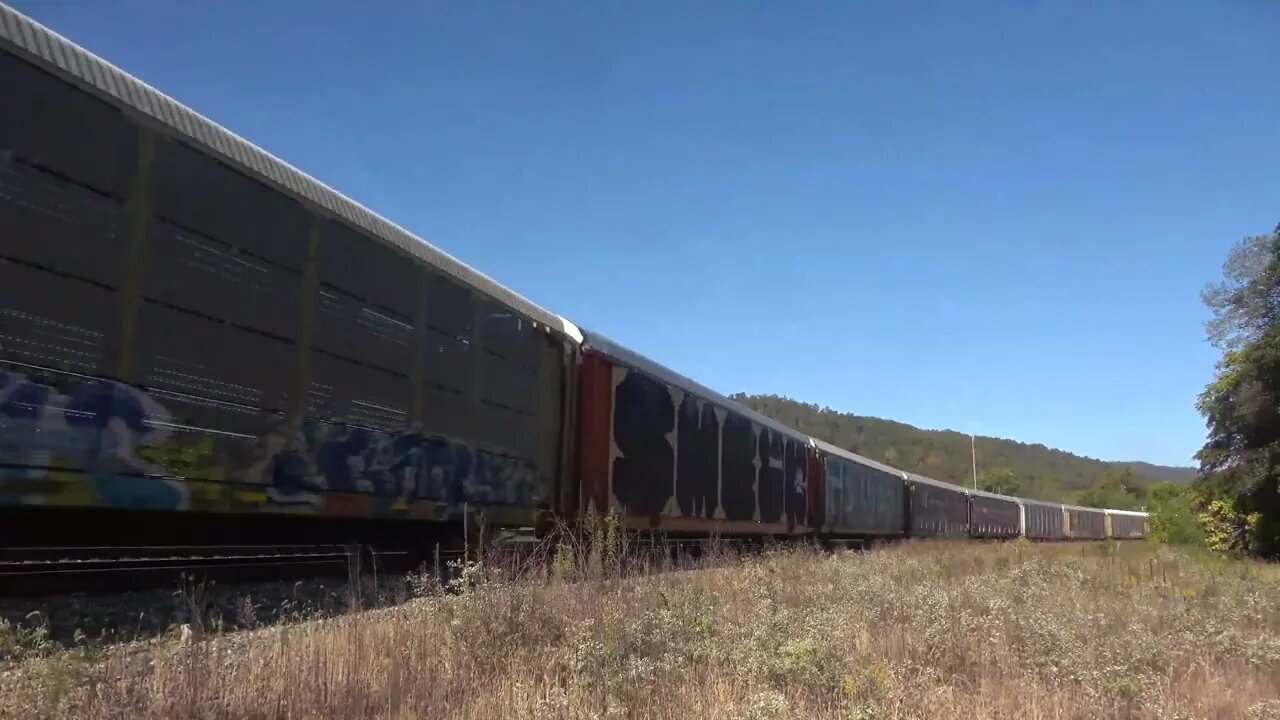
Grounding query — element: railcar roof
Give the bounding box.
[0,4,577,339]
[1104,509,1149,517]
[812,439,908,478]
[904,471,970,495]
[968,487,1021,504]
[1062,503,1106,514]
[1018,498,1064,509]
[581,329,810,442]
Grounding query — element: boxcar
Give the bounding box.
[968,488,1021,539]
[1103,509,1147,539]
[0,6,578,549]
[905,473,969,538]
[1064,505,1107,540]
[1020,499,1066,540]
[575,330,819,536]
[815,440,906,538]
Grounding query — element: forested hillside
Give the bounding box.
[732,393,1193,504]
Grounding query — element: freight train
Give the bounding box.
[0,4,1146,564]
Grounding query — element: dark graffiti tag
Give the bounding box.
[610,369,674,517]
[783,437,807,529]
[757,428,784,524]
[719,413,756,521]
[676,395,719,519]
[608,366,812,527]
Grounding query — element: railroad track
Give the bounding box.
[0,544,422,597]
[0,533,800,598]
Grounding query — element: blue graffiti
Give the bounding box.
[0,367,186,508]
[473,449,540,506]
[297,421,544,510]
[0,365,546,515]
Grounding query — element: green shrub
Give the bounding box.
[1148,482,1206,548]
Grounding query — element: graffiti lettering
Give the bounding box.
[676,395,719,519]
[719,414,756,522]
[0,366,545,518]
[610,369,674,517]
[756,428,784,524]
[783,437,806,529]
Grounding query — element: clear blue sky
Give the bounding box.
[15,1,1279,467]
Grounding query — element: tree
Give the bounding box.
[1147,481,1204,547]
[977,467,1022,496]
[1199,497,1262,555]
[1195,224,1280,557]
[1077,467,1147,510]
[1202,226,1280,351]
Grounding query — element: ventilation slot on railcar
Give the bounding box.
[134,303,295,426]
[171,233,274,296]
[312,287,413,377]
[306,351,409,434]
[0,261,116,376]
[0,161,128,289]
[356,307,413,350]
[147,354,266,408]
[0,306,106,376]
[346,397,409,433]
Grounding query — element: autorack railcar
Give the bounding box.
[967,488,1021,539]
[1106,509,1148,539]
[904,472,970,538]
[814,439,907,539]
[576,330,819,537]
[1064,504,1108,541]
[0,5,579,551]
[1020,499,1067,540]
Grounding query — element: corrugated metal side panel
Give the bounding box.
[822,452,906,536]
[970,494,1020,538]
[1109,512,1146,538]
[0,2,569,336]
[1068,507,1107,539]
[909,480,969,537]
[1021,501,1065,539]
[1106,509,1148,538]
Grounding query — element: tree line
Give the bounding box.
[1106,222,1280,557]
[1183,223,1280,557]
[732,396,1185,509]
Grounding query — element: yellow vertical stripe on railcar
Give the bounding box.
[115,127,155,382]
[409,269,429,425]
[292,219,321,421]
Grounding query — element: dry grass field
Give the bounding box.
[2,539,1278,719]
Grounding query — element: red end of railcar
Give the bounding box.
[575,349,614,518]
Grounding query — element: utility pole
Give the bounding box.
[971,433,978,490]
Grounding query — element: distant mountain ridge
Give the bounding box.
[731,393,1196,503]
[1107,461,1198,484]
